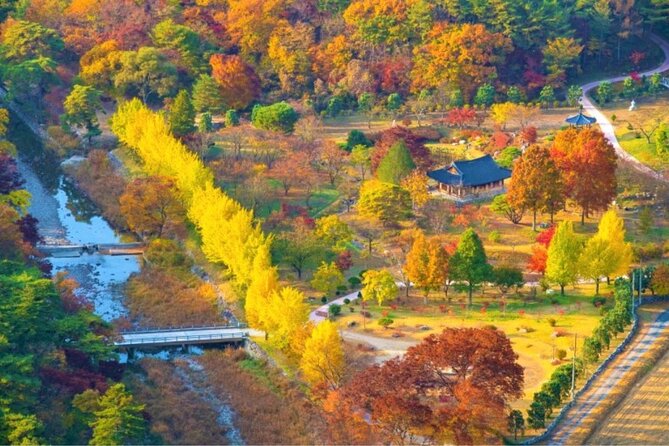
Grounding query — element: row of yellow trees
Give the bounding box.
[111,99,343,389]
[546,210,634,295]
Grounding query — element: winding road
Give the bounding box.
[581,33,669,182]
[543,35,669,443]
[303,34,669,439]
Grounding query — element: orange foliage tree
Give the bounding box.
[210,54,261,110]
[551,127,617,224]
[270,151,316,195]
[119,176,185,239]
[329,327,523,444]
[404,230,449,303]
[225,0,287,59]
[411,23,512,100]
[311,35,353,86]
[507,145,564,230]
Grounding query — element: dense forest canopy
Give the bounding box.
[0,0,666,116]
[2,0,669,444]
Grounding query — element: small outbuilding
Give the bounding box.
[428,154,511,203]
[565,111,596,127]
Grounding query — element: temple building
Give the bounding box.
[427,154,511,203]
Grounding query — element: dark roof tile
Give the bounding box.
[427,154,511,186]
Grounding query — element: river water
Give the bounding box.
[10,114,140,322]
[11,113,246,444]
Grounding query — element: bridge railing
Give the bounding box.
[118,323,247,335]
[115,330,248,346]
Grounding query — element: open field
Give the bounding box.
[322,108,575,143]
[331,286,609,410]
[546,301,669,445]
[607,90,669,172]
[588,349,669,444]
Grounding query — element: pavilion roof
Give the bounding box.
[565,111,596,126]
[427,155,511,187]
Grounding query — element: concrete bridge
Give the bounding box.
[114,325,249,349]
[37,242,145,257]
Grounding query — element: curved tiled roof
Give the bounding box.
[427,154,511,186]
[565,111,596,126]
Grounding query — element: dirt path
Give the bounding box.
[547,304,669,445]
[581,33,669,183]
[309,287,421,362]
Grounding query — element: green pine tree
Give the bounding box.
[376,141,415,184]
[89,384,146,446]
[449,89,464,108]
[169,90,195,137]
[656,123,669,158]
[527,401,546,429]
[224,109,239,127]
[474,83,495,108]
[198,111,213,133]
[449,228,493,307]
[192,74,225,113]
[506,86,523,103]
[539,85,555,107]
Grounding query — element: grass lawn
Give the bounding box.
[250,336,300,380]
[331,284,614,410]
[254,181,341,219]
[321,114,396,141]
[601,90,669,172]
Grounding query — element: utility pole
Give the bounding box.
[570,332,577,401]
[636,268,640,309]
[632,269,636,310]
[360,292,366,330]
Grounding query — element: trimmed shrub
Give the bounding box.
[251,102,299,133]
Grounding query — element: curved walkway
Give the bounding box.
[581,33,669,182]
[309,286,420,360]
[548,308,669,445]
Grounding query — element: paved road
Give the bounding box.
[548,309,669,445]
[580,33,669,183]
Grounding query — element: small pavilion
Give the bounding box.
[427,155,511,203]
[565,111,596,127]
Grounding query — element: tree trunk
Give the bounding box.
[560,284,565,295]
[595,278,600,295]
[468,283,473,307]
[581,208,586,225]
[532,209,537,231]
